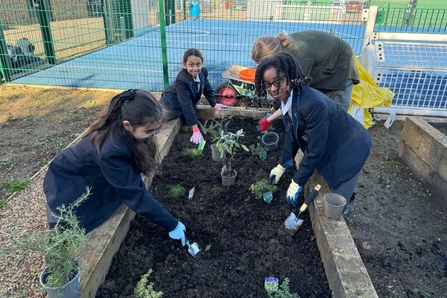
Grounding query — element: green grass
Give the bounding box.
[6,179,30,193]
[0,199,6,208]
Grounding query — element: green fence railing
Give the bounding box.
[0,0,446,90]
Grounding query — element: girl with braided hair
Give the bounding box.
[256,52,371,215]
[253,30,360,131]
[44,89,187,246]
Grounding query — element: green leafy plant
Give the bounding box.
[6,179,30,193]
[1,157,13,170]
[214,128,249,176]
[0,187,91,289]
[249,178,277,199]
[134,269,163,298]
[168,185,186,199]
[266,278,300,298]
[199,117,232,140]
[182,148,203,158]
[249,143,269,157]
[416,284,435,298]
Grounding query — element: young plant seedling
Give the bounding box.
[168,185,186,199]
[249,178,277,200]
[182,148,203,158]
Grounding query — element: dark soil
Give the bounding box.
[97,118,332,298]
[1,86,446,298]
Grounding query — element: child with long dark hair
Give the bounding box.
[255,52,371,214]
[44,89,186,245]
[161,48,226,144]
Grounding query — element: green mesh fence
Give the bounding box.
[0,0,446,89]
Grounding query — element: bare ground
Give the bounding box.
[0,85,446,298]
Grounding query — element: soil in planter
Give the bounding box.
[97,118,331,298]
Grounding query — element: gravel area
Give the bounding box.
[0,169,48,298]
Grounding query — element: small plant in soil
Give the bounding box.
[134,269,163,298]
[249,178,277,200]
[214,128,249,176]
[182,148,202,158]
[266,278,300,298]
[168,185,186,199]
[249,143,269,157]
[199,116,232,140]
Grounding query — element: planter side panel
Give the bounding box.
[307,174,379,298]
[398,116,447,214]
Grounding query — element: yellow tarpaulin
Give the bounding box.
[349,57,395,129]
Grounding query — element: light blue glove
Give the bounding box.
[286,179,302,207]
[168,221,186,246]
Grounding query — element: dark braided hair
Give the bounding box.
[254,51,311,98]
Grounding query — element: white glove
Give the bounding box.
[270,164,286,184]
[190,127,203,144]
[213,103,227,110]
[286,179,302,207]
[168,221,186,246]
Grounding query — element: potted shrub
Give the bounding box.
[198,116,233,162]
[1,187,91,298]
[214,128,249,186]
[249,178,277,204]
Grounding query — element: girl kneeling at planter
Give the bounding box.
[161,48,226,145]
[43,89,186,245]
[255,52,371,214]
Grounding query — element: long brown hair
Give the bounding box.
[82,89,165,174]
[251,34,292,64]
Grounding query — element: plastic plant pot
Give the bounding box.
[211,143,223,161]
[323,193,347,220]
[261,132,279,151]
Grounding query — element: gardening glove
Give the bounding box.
[190,127,203,144]
[213,103,227,110]
[286,179,302,207]
[168,221,186,246]
[270,164,286,184]
[259,118,271,132]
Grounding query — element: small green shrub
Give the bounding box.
[267,278,300,298]
[6,179,30,193]
[249,178,277,199]
[199,116,232,140]
[182,148,203,158]
[249,143,269,156]
[168,185,186,199]
[134,269,163,298]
